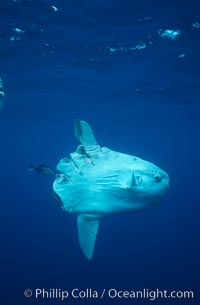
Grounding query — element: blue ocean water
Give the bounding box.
[0,0,200,304]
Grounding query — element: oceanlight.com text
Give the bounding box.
[24,288,194,301]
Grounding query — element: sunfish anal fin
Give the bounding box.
[77,214,100,260]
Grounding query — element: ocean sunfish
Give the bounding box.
[53,120,169,259]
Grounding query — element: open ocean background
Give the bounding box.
[0,0,199,304]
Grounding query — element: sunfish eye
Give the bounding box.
[154,173,162,182]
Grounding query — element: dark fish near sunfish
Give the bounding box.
[29,164,55,175]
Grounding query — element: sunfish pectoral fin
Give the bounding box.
[96,169,137,190]
[77,214,100,260]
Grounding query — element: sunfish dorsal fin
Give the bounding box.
[74,120,100,156]
[77,214,100,260]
